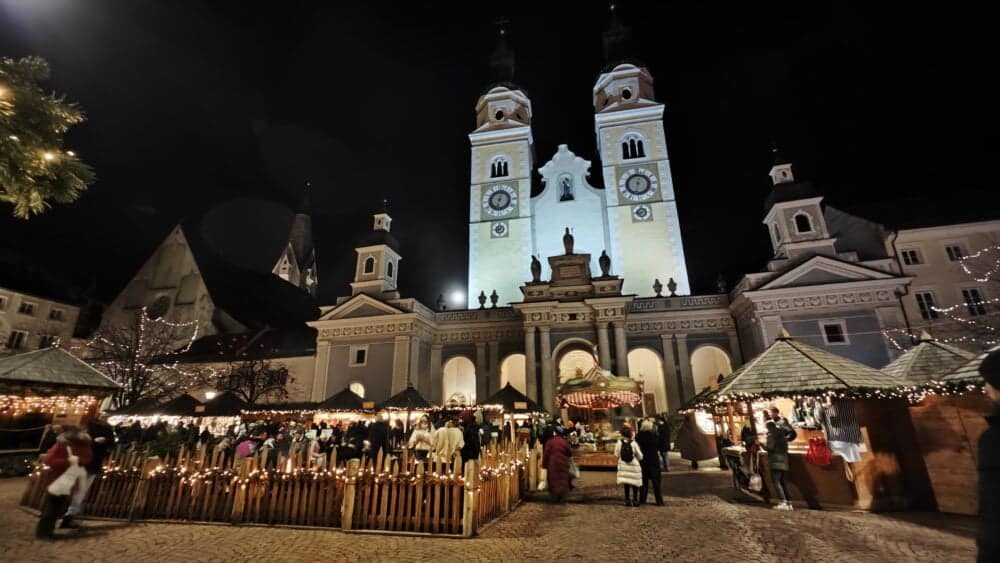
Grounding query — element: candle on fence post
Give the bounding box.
[462,459,479,537]
[341,458,360,530]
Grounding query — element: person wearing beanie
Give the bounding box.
[977,349,1000,563]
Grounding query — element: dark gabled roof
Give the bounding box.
[357,229,401,253]
[764,179,821,212]
[941,344,1000,384]
[108,397,161,416]
[715,334,903,397]
[173,325,317,364]
[243,401,318,413]
[160,394,202,416]
[482,383,542,413]
[317,387,366,411]
[200,391,247,416]
[0,347,120,393]
[881,333,976,384]
[378,384,433,411]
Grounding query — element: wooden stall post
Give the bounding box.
[462,459,479,537]
[341,458,360,530]
[128,456,159,521]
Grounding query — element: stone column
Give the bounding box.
[596,322,612,370]
[675,333,695,402]
[613,321,629,378]
[539,327,553,413]
[726,329,744,366]
[488,340,500,396]
[408,336,421,389]
[392,335,411,395]
[660,334,681,413]
[475,342,488,405]
[312,340,332,402]
[524,327,538,402]
[429,344,443,404]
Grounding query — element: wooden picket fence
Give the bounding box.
[21,439,536,537]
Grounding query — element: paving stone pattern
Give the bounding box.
[0,462,977,563]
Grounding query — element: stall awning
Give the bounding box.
[377,384,433,411]
[0,347,120,395]
[880,331,976,384]
[482,383,541,413]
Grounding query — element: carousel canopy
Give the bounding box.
[159,394,203,416]
[712,332,903,400]
[556,366,642,409]
[200,391,247,416]
[317,387,366,411]
[939,344,1000,384]
[378,384,433,411]
[0,347,120,395]
[482,383,542,413]
[880,331,976,384]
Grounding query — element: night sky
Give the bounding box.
[0,1,993,308]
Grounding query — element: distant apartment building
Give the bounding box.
[0,287,81,355]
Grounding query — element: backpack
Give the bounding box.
[620,439,634,463]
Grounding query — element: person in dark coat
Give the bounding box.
[460,416,482,465]
[366,420,391,459]
[636,419,663,505]
[657,416,672,471]
[763,419,792,510]
[542,430,573,502]
[978,350,1000,563]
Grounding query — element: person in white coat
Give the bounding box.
[615,427,644,507]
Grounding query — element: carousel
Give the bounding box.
[556,365,643,468]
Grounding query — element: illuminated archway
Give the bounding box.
[558,349,596,383]
[690,345,733,394]
[628,348,668,414]
[442,356,477,406]
[499,353,527,394]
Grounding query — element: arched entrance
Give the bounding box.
[628,348,668,414]
[442,356,477,406]
[558,349,595,383]
[499,353,526,394]
[690,345,733,394]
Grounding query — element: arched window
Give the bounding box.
[442,357,477,405]
[349,381,365,398]
[489,157,510,178]
[773,223,781,243]
[499,354,527,394]
[363,257,375,274]
[620,133,646,160]
[628,348,668,414]
[794,213,813,233]
[387,261,394,278]
[690,345,734,394]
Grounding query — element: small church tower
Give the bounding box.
[273,184,318,296]
[350,203,402,300]
[762,148,838,264]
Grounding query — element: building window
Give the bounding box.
[490,157,509,178]
[349,381,365,398]
[349,345,369,367]
[387,261,394,278]
[820,320,849,345]
[901,249,922,266]
[794,213,813,233]
[17,301,36,316]
[6,330,28,350]
[620,134,646,160]
[48,308,65,321]
[962,288,988,316]
[945,244,965,262]
[363,257,375,274]
[914,292,939,320]
[38,335,58,349]
[0,295,7,310]
[772,223,781,243]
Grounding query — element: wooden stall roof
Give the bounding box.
[0,347,120,394]
[940,344,1000,384]
[482,383,541,413]
[200,391,247,416]
[107,397,162,416]
[880,332,975,384]
[317,387,366,411]
[378,384,434,411]
[715,332,903,398]
[159,394,203,416]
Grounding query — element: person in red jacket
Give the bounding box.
[36,427,92,539]
[542,428,574,502]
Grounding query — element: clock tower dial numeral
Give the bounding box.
[617,167,659,202]
[482,184,518,217]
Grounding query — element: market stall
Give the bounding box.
[481,383,545,443]
[0,347,120,454]
[556,367,643,468]
[313,387,374,426]
[106,394,204,428]
[376,384,434,432]
[698,332,930,511]
[886,337,995,514]
[194,391,246,435]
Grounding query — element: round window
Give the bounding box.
[494,109,505,120]
[621,88,633,100]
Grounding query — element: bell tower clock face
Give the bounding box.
[618,167,658,202]
[482,184,518,217]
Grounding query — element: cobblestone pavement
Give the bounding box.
[0,461,978,563]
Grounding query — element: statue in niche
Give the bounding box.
[530,255,542,282]
[558,174,574,202]
[563,227,574,255]
[599,250,611,277]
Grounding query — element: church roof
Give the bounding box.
[880,333,976,384]
[357,229,401,253]
[763,179,821,212]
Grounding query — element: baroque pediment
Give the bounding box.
[317,294,403,321]
[759,256,895,290]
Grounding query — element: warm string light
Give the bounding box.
[881,328,998,350]
[0,395,98,416]
[957,244,1000,283]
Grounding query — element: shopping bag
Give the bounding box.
[47,446,86,496]
[748,473,763,492]
[568,459,581,479]
[537,468,548,491]
[806,437,832,466]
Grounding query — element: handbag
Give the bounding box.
[568,459,581,479]
[47,445,87,496]
[806,437,833,467]
[747,449,763,492]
